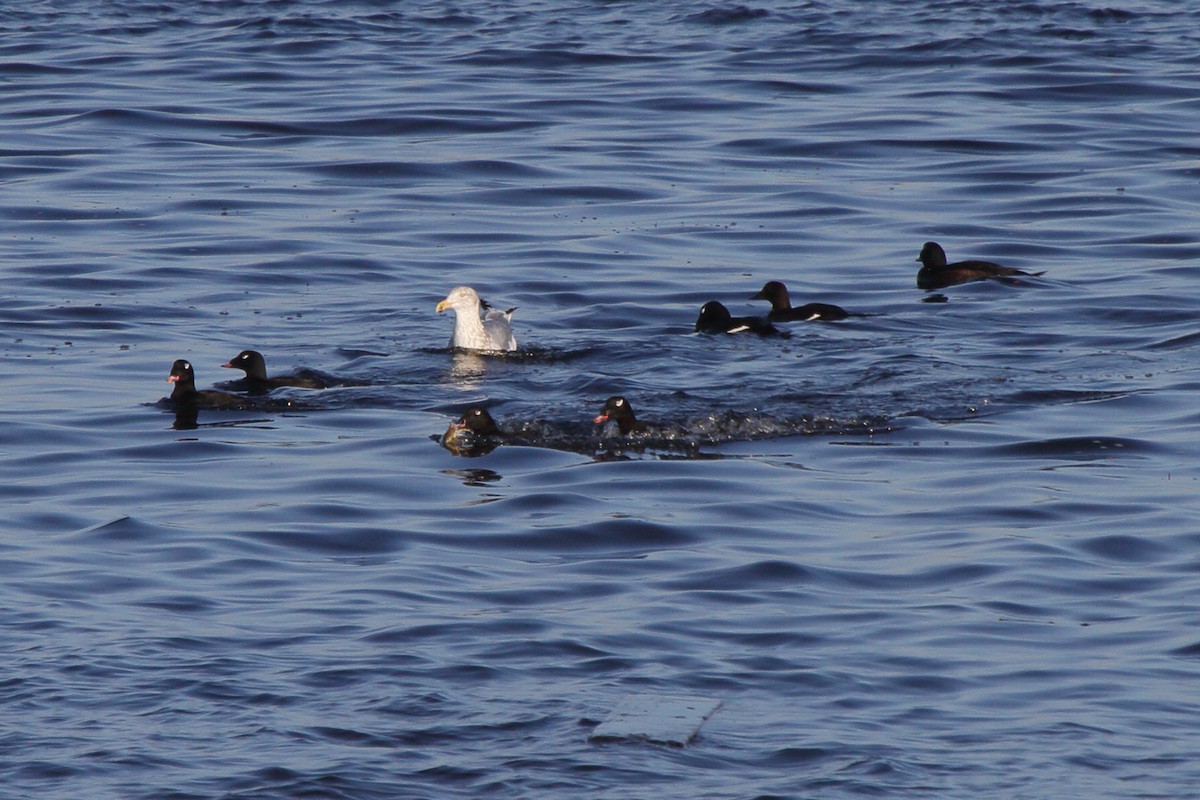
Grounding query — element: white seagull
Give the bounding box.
[435,285,518,352]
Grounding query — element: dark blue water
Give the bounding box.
[4,2,1200,797]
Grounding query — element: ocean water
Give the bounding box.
[4,1,1200,797]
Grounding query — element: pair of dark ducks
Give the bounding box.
[166,349,330,409]
[443,395,646,451]
[694,280,850,337]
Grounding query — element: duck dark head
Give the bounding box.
[594,395,645,435]
[442,406,502,455]
[694,301,733,331]
[222,349,268,380]
[455,406,501,436]
[750,281,789,307]
[917,241,948,268]
[167,359,197,396]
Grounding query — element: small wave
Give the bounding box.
[681,6,769,25]
[0,61,79,76]
[453,47,666,68]
[1075,534,1168,564]
[1002,389,1130,405]
[248,526,406,558]
[463,516,700,553]
[661,559,814,591]
[1144,330,1200,350]
[305,157,561,187]
[58,107,303,137]
[459,184,662,206]
[437,410,892,460]
[1171,641,1200,658]
[994,436,1158,459]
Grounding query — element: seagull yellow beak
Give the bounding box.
[435,299,450,313]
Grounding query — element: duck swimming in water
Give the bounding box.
[442,406,504,455]
[593,395,649,435]
[693,301,782,336]
[166,359,250,410]
[916,241,1040,290]
[750,281,849,321]
[219,349,331,393]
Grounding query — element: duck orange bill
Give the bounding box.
[166,375,179,383]
[593,414,609,424]
[221,362,234,368]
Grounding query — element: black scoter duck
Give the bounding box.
[442,406,503,455]
[693,301,782,336]
[593,396,648,435]
[220,349,330,393]
[916,241,1039,290]
[750,281,849,321]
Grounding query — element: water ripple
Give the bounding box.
[4,2,1200,798]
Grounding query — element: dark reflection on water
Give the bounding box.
[442,467,504,488]
[172,405,199,430]
[4,1,1200,799]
